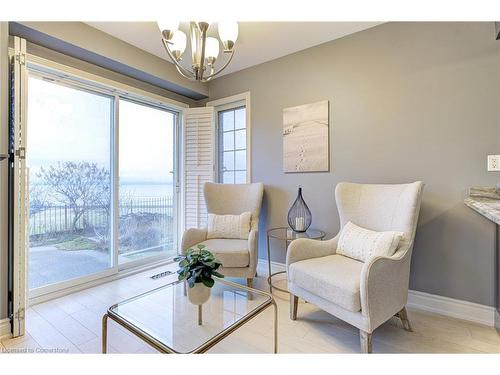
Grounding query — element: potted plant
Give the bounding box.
[174,244,224,305]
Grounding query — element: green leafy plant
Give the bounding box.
[174,244,224,288]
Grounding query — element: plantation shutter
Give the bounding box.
[183,107,215,230]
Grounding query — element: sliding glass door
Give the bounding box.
[27,75,114,291]
[25,60,180,296]
[118,100,177,265]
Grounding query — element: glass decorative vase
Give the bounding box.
[287,186,312,233]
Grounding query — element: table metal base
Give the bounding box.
[267,271,289,294]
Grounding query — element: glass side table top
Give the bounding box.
[267,227,325,241]
[106,278,275,353]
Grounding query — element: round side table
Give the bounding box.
[266,227,325,293]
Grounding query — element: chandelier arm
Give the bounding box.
[202,65,215,82]
[161,39,195,79]
[174,64,195,80]
[202,50,235,81]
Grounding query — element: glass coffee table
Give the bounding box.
[102,277,277,354]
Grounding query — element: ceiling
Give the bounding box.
[86,22,382,79]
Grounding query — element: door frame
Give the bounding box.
[8,36,28,337]
[15,50,186,302]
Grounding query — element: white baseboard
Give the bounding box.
[407,290,495,326]
[0,318,11,341]
[258,258,286,272]
[257,258,496,327]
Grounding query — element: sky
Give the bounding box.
[27,75,175,186]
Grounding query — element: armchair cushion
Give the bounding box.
[207,212,252,240]
[289,254,364,312]
[337,221,403,262]
[200,239,249,267]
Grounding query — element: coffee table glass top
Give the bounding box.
[267,227,325,241]
[108,278,272,353]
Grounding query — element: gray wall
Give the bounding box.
[208,22,500,306]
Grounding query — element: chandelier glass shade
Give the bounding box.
[158,21,238,82]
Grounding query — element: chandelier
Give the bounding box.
[158,21,238,82]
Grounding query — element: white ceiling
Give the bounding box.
[86,22,382,78]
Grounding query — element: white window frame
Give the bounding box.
[19,52,188,302]
[207,92,251,183]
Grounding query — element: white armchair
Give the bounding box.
[286,181,424,353]
[181,182,264,287]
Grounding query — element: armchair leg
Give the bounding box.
[290,294,298,320]
[397,306,413,332]
[246,278,254,300]
[360,330,372,353]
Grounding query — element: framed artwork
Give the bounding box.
[283,100,329,173]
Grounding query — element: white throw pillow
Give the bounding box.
[207,212,252,240]
[336,221,403,262]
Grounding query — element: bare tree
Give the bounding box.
[29,182,49,215]
[37,161,110,232]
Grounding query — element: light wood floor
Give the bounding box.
[1,262,500,354]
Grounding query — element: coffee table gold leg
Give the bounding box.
[198,304,203,326]
[102,314,108,354]
[272,299,278,353]
[267,234,272,293]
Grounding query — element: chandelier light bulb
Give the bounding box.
[218,21,238,50]
[171,30,187,56]
[205,37,220,61]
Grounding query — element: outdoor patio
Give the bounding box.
[29,245,109,289]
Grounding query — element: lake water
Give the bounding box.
[120,183,174,198]
[32,182,175,205]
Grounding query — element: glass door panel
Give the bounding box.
[27,75,113,290]
[118,100,176,264]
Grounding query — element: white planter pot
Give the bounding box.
[187,283,211,305]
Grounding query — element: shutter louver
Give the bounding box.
[183,107,215,230]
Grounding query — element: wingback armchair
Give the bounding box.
[286,181,424,353]
[181,182,264,287]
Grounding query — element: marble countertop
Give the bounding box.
[464,187,500,225]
